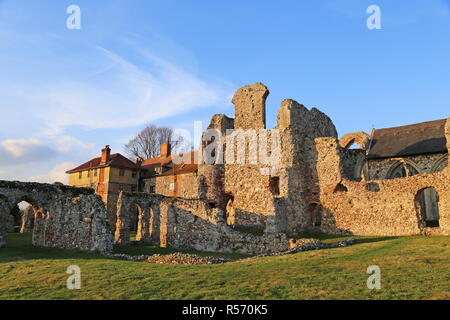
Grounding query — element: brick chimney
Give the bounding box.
[101,145,111,164]
[160,143,171,158]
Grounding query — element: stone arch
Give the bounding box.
[430,154,448,173]
[0,180,112,252]
[20,203,35,233]
[129,202,144,241]
[339,132,370,150]
[333,183,348,193]
[415,187,440,229]
[3,195,46,240]
[225,196,235,226]
[308,202,323,229]
[385,159,421,179]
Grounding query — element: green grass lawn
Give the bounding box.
[0,233,449,300]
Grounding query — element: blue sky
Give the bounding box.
[0,0,449,182]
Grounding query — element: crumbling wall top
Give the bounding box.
[276,99,337,138]
[207,114,235,133]
[232,82,268,130]
[0,180,94,196]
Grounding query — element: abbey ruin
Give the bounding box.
[0,83,449,254]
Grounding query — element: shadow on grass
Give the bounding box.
[0,233,248,263]
[288,233,400,245]
[0,233,114,264]
[1,232,402,264]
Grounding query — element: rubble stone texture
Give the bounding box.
[200,84,339,235]
[315,136,450,236]
[232,82,268,130]
[115,191,289,255]
[0,181,113,252]
[114,84,449,255]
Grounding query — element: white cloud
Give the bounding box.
[0,138,58,165]
[1,138,42,158]
[28,162,76,184]
[0,135,96,168]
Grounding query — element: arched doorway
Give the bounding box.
[8,201,36,234]
[8,204,22,233]
[129,203,142,241]
[415,188,440,228]
[226,197,235,226]
[308,203,322,230]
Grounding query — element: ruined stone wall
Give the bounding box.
[314,136,450,236]
[106,193,119,232]
[274,99,338,234]
[0,181,113,252]
[198,114,234,209]
[218,84,278,229]
[233,82,267,130]
[198,83,340,235]
[154,173,201,199]
[340,148,366,181]
[114,192,289,255]
[150,82,449,242]
[198,163,226,208]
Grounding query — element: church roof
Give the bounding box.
[66,153,139,173]
[367,118,447,159]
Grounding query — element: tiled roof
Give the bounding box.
[67,149,199,177]
[367,118,447,159]
[141,151,199,178]
[66,153,139,173]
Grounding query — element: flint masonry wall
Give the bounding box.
[199,83,338,235]
[274,98,338,234]
[114,191,289,255]
[200,83,449,237]
[0,181,113,252]
[315,130,450,236]
[154,172,201,199]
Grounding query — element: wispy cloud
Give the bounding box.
[29,162,76,184]
[0,41,232,136]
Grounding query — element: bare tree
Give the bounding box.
[125,125,178,160]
